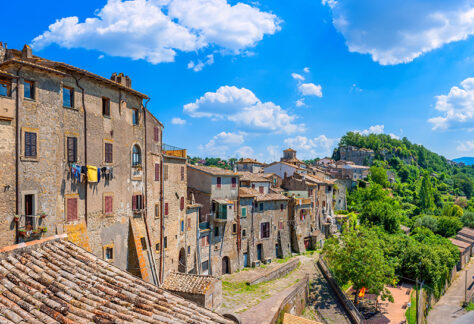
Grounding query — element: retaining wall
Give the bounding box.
[247,258,300,286]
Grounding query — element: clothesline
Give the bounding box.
[69,163,114,183]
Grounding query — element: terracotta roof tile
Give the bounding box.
[237,158,263,165]
[0,237,232,323]
[163,272,218,295]
[188,164,237,176]
[0,58,67,76]
[237,172,271,182]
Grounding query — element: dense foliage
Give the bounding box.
[187,157,236,170]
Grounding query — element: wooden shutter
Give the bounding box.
[164,165,168,180]
[232,177,236,188]
[105,196,113,214]
[66,198,78,222]
[259,186,264,194]
[181,166,184,181]
[105,143,113,163]
[180,197,184,210]
[155,163,160,181]
[25,132,37,157]
[67,137,77,162]
[217,177,221,188]
[165,202,169,216]
[154,127,159,142]
[132,195,137,211]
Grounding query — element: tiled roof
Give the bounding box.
[283,148,296,152]
[239,187,258,198]
[239,187,288,201]
[237,172,271,182]
[449,238,471,251]
[0,236,232,324]
[237,158,263,165]
[188,164,237,176]
[459,227,474,239]
[283,313,323,324]
[0,58,67,76]
[0,69,18,79]
[304,174,335,185]
[163,272,218,295]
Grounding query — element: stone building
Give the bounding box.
[235,158,264,173]
[187,164,240,276]
[0,44,160,283]
[239,187,290,267]
[338,146,374,165]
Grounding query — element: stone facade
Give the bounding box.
[338,146,374,166]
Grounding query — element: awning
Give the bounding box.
[213,199,233,205]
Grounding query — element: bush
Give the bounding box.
[461,211,474,229]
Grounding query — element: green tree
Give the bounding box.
[414,215,438,233]
[360,200,401,233]
[461,211,474,229]
[323,227,395,304]
[419,173,434,212]
[370,166,390,187]
[435,216,463,237]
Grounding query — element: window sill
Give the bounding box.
[24,98,36,102]
[21,156,39,162]
[63,105,76,109]
[0,95,12,99]
[103,115,111,119]
[104,213,114,217]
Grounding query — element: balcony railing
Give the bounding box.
[162,143,187,158]
[199,221,210,230]
[17,214,48,237]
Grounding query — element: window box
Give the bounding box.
[14,215,20,222]
[132,164,142,171]
[18,229,27,237]
[39,212,47,219]
[39,226,48,233]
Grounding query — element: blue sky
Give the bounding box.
[2,0,474,161]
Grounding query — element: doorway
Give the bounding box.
[178,248,186,273]
[24,194,35,230]
[222,256,230,274]
[257,244,263,261]
[243,253,248,267]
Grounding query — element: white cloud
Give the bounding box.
[298,83,323,97]
[266,145,281,161]
[429,78,474,131]
[303,67,310,73]
[33,0,281,64]
[284,135,338,159]
[188,54,214,72]
[199,131,245,156]
[295,99,306,107]
[184,86,303,134]
[457,140,474,152]
[236,146,254,157]
[350,83,363,93]
[323,0,474,65]
[354,125,384,135]
[171,117,187,125]
[291,73,305,81]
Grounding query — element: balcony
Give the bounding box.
[17,214,47,237]
[162,143,187,159]
[199,221,210,230]
[212,212,228,223]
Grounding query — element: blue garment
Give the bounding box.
[97,168,101,183]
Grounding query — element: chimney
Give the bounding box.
[110,72,132,88]
[0,42,6,63]
[21,44,32,59]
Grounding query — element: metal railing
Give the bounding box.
[162,143,187,158]
[19,214,41,231]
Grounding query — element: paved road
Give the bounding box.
[427,260,474,324]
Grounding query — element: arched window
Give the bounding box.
[132,145,141,166]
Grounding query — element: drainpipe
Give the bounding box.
[159,140,165,284]
[143,104,159,285]
[236,181,241,269]
[70,74,88,225]
[14,63,24,244]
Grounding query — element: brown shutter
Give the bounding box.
[67,198,78,222]
[181,166,184,181]
[105,196,113,214]
[132,195,137,211]
[155,163,160,181]
[105,143,113,163]
[30,132,37,157]
[165,202,169,216]
[180,197,184,210]
[154,127,159,142]
[259,186,264,193]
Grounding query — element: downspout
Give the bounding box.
[70,73,88,225]
[15,64,24,244]
[143,103,159,285]
[159,139,165,284]
[236,180,241,269]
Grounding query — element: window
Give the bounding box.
[164,165,169,180]
[165,202,169,216]
[132,108,139,125]
[260,222,270,239]
[24,132,37,158]
[259,186,264,194]
[242,229,246,237]
[102,97,110,117]
[188,246,191,254]
[104,196,113,215]
[155,163,160,181]
[105,143,113,163]
[132,194,144,211]
[279,221,284,230]
[156,243,160,251]
[214,226,219,237]
[201,235,209,247]
[241,207,247,218]
[105,247,113,261]
[280,204,284,211]
[232,223,237,234]
[202,260,209,272]
[132,145,141,166]
[67,137,77,163]
[181,220,184,233]
[164,236,168,249]
[216,177,221,189]
[187,217,191,230]
[24,80,34,100]
[155,204,160,218]
[140,237,147,250]
[66,197,78,222]
[252,184,255,189]
[180,197,185,211]
[0,79,11,97]
[232,177,237,188]
[181,166,185,181]
[259,203,264,211]
[154,126,159,142]
[63,86,74,108]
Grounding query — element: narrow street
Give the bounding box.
[427,260,474,324]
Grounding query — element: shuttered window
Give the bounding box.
[181,166,185,181]
[24,132,37,158]
[164,165,169,180]
[155,204,160,218]
[102,97,110,117]
[105,143,113,163]
[260,222,270,239]
[66,197,78,222]
[232,177,236,188]
[155,163,160,181]
[241,207,247,218]
[132,194,144,211]
[154,126,159,142]
[67,137,77,163]
[180,197,185,210]
[165,202,169,216]
[216,177,221,189]
[259,186,264,194]
[187,217,191,230]
[104,196,113,214]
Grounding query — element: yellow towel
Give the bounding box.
[87,165,98,183]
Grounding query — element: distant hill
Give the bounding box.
[452,157,474,165]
